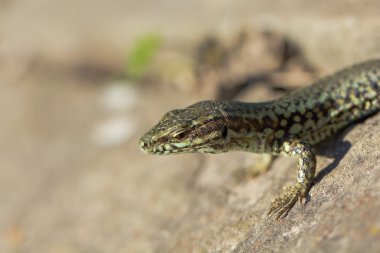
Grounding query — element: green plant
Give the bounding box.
[125,33,162,81]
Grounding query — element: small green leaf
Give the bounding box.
[125,33,162,80]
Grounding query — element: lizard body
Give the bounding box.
[140,59,380,218]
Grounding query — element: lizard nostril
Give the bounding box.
[140,140,148,148]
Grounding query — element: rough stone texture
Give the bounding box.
[1,1,380,253]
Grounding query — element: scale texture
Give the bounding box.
[140,59,380,218]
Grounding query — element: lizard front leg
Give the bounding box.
[268,138,316,219]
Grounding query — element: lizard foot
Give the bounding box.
[268,182,308,220]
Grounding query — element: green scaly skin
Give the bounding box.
[139,59,380,219]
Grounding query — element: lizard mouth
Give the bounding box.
[139,137,226,155]
[139,136,217,155]
[139,139,185,155]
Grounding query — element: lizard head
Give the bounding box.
[139,101,229,155]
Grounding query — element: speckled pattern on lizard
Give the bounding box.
[139,59,380,219]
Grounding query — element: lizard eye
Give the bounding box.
[173,130,188,140]
[176,132,186,139]
[221,126,228,138]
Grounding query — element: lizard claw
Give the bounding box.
[268,183,307,220]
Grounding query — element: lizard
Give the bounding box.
[139,59,380,219]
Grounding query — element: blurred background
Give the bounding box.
[1,1,380,252]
